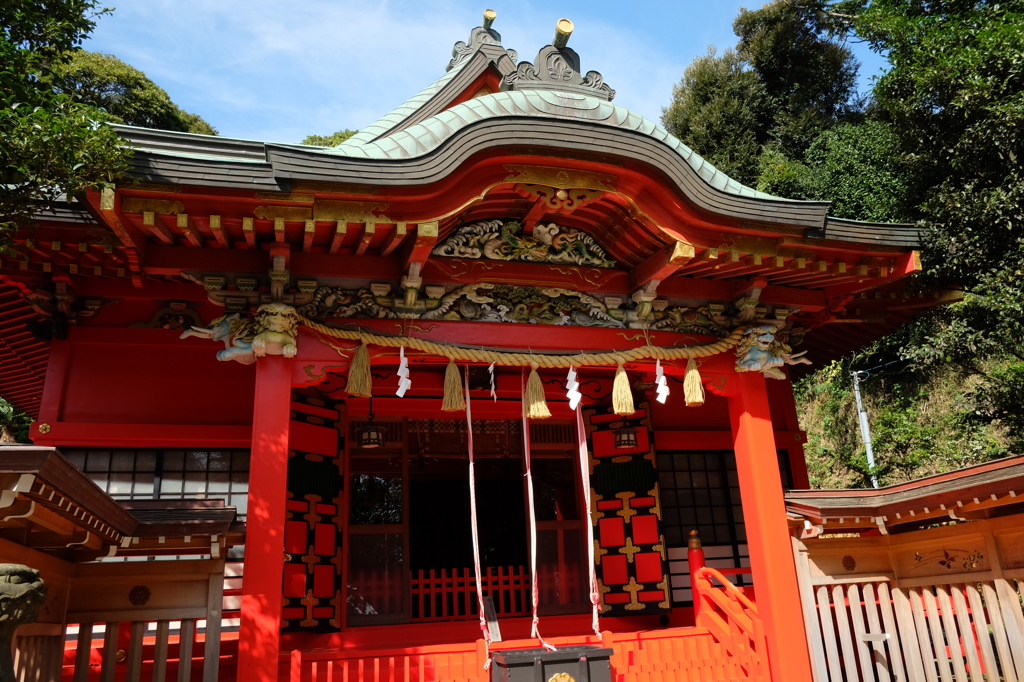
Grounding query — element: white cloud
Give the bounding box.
[83,0,760,142]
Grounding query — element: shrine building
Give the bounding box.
[5,11,1018,682]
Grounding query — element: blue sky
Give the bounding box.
[84,1,887,144]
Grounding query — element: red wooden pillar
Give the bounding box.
[237,356,291,681]
[687,530,706,621]
[728,371,812,682]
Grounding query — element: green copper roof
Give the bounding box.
[324,88,781,201]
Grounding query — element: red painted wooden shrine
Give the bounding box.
[0,12,959,682]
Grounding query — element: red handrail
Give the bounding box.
[688,530,767,681]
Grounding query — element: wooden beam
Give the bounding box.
[89,188,148,252]
[208,215,229,248]
[402,221,439,271]
[302,220,316,253]
[354,220,376,256]
[822,251,919,300]
[380,223,407,257]
[328,221,347,254]
[177,214,202,247]
[142,212,175,245]
[522,201,548,232]
[629,241,695,292]
[273,217,286,243]
[242,217,256,249]
[142,245,268,276]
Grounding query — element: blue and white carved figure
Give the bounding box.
[180,313,255,364]
[735,324,811,380]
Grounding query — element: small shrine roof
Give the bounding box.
[0,445,243,561]
[785,455,1024,534]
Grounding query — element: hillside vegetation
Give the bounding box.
[664,0,1024,488]
[796,352,1021,489]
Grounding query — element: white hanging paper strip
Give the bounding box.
[396,346,412,397]
[655,359,669,404]
[566,366,582,410]
[488,362,497,401]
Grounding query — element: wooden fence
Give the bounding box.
[794,514,1024,682]
[4,557,225,682]
[409,566,529,622]
[286,626,766,682]
[288,561,768,682]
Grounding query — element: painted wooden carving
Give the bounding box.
[0,564,46,682]
[294,282,773,340]
[735,324,811,379]
[423,283,619,326]
[432,219,616,268]
[181,302,299,363]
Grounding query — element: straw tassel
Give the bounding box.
[612,362,635,416]
[348,343,372,398]
[684,356,705,407]
[525,363,551,419]
[442,358,466,412]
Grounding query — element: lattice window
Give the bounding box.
[657,450,749,606]
[657,449,793,606]
[64,448,250,516]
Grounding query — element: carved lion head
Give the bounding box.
[253,303,299,335]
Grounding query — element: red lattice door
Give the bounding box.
[281,393,345,633]
[584,402,671,615]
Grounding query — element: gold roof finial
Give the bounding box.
[553,18,574,49]
[482,9,496,30]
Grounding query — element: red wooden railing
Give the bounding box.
[410,566,529,622]
[692,566,767,681]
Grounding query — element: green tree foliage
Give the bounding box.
[1,0,131,242]
[0,397,31,443]
[853,0,1024,350]
[662,0,860,187]
[301,129,358,147]
[48,51,218,134]
[662,49,767,186]
[733,0,857,156]
[797,354,1017,488]
[758,119,913,222]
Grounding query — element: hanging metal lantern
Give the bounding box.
[613,426,638,450]
[357,397,385,449]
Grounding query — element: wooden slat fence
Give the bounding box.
[808,576,1024,682]
[65,618,221,682]
[795,516,1024,682]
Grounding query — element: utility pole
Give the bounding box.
[851,370,879,488]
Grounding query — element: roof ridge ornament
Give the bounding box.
[503,18,616,101]
[447,9,512,72]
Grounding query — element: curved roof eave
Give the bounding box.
[318,89,786,203]
[263,111,833,230]
[110,98,920,246]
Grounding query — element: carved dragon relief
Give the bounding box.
[421,283,620,326]
[294,283,800,347]
[432,219,615,268]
